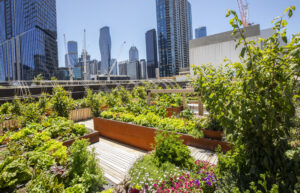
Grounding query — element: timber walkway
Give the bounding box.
[78,119,218,185]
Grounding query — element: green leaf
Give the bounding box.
[240,47,247,58]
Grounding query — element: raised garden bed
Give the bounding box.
[202,129,224,140]
[62,130,100,147]
[93,117,231,152]
[166,106,184,117]
[70,107,93,122]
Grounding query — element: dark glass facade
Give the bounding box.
[0,0,58,81]
[156,0,192,77]
[129,46,139,62]
[65,41,78,68]
[195,26,207,39]
[145,29,158,79]
[99,26,111,75]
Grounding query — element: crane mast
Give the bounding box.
[83,29,88,80]
[237,0,249,28]
[107,41,126,81]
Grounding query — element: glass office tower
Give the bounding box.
[65,41,78,68]
[145,29,158,79]
[129,46,139,62]
[99,26,111,75]
[0,0,58,81]
[156,0,193,77]
[195,26,207,39]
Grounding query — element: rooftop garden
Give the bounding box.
[0,6,299,193]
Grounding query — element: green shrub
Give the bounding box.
[51,87,74,118]
[194,7,300,192]
[154,131,194,169]
[86,88,102,117]
[68,139,106,192]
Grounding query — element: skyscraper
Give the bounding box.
[156,0,193,77]
[195,27,207,39]
[129,46,139,62]
[0,0,58,81]
[65,41,78,68]
[99,26,111,75]
[145,29,158,79]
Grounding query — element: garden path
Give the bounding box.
[78,119,218,185]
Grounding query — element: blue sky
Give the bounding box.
[57,0,300,67]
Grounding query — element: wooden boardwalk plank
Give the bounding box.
[79,119,218,185]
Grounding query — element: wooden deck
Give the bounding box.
[78,119,218,185]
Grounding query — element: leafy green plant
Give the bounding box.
[194,6,300,192]
[0,156,32,189]
[133,112,160,128]
[68,139,106,192]
[26,172,65,193]
[33,74,44,85]
[100,111,115,119]
[86,88,102,117]
[51,86,74,118]
[154,131,194,169]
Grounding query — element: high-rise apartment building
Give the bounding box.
[118,60,128,76]
[0,0,58,81]
[145,29,158,79]
[195,26,207,39]
[129,46,139,62]
[156,0,193,77]
[99,26,111,75]
[140,59,147,80]
[65,41,78,68]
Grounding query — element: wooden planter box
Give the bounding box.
[1,119,20,131]
[94,117,231,152]
[202,129,224,140]
[63,130,100,147]
[70,108,93,122]
[166,106,184,117]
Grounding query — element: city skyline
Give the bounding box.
[56,0,300,68]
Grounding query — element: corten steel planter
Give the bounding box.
[166,106,184,117]
[62,131,100,147]
[202,129,224,140]
[70,108,93,122]
[93,117,231,152]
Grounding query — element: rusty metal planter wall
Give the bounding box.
[93,117,231,152]
[201,129,224,140]
[62,131,100,147]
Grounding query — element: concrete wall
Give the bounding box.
[189,25,274,75]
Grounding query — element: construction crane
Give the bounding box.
[237,0,249,28]
[83,29,88,80]
[63,34,73,81]
[107,41,127,81]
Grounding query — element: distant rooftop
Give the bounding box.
[190,24,261,48]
